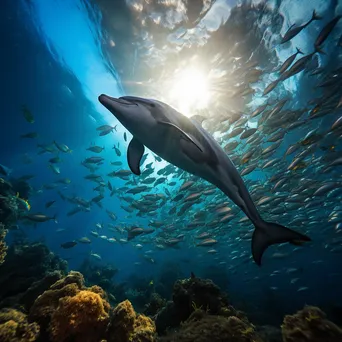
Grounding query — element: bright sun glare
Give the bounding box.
[168,67,210,117]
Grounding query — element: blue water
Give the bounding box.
[1,0,342,326]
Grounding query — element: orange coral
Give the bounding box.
[0,308,39,342]
[29,271,111,342]
[50,290,109,342]
[107,299,156,342]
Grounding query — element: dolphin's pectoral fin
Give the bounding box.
[127,137,145,175]
[158,121,203,152]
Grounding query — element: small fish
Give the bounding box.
[0,164,11,176]
[78,237,92,244]
[281,10,321,44]
[54,141,72,153]
[279,48,304,74]
[61,241,77,249]
[49,156,62,164]
[49,164,60,175]
[45,200,56,208]
[111,161,122,166]
[113,144,121,156]
[16,193,31,211]
[90,252,102,260]
[87,146,105,153]
[20,132,39,139]
[22,105,35,123]
[22,213,57,223]
[196,238,218,247]
[84,156,104,164]
[315,15,342,48]
[108,181,113,191]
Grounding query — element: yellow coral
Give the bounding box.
[131,314,156,342]
[107,300,156,342]
[50,290,109,342]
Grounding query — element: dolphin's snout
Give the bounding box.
[98,94,136,108]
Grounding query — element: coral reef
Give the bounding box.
[0,222,7,265]
[106,299,156,342]
[0,178,19,227]
[281,305,342,342]
[0,176,32,265]
[0,245,340,342]
[0,243,67,310]
[158,309,262,342]
[0,308,39,342]
[144,292,167,317]
[29,271,113,342]
[9,178,32,201]
[155,274,241,334]
[50,290,110,342]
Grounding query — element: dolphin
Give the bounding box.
[98,94,311,265]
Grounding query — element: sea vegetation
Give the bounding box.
[158,308,262,342]
[0,243,67,310]
[0,242,341,342]
[106,299,156,342]
[0,308,39,342]
[155,273,242,334]
[0,177,32,265]
[281,305,342,342]
[0,222,7,265]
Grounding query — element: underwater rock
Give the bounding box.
[0,308,39,342]
[144,292,167,317]
[79,259,118,304]
[158,309,263,342]
[20,271,63,312]
[0,222,7,265]
[0,177,33,266]
[173,275,229,316]
[9,178,32,201]
[281,305,342,342]
[156,275,236,334]
[0,178,19,227]
[106,299,156,342]
[0,243,67,310]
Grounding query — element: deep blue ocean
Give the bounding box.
[1,0,342,327]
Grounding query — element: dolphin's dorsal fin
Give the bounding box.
[127,137,145,175]
[158,121,203,152]
[190,115,206,125]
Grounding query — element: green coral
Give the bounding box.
[282,305,342,342]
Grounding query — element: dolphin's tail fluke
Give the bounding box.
[252,221,311,265]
